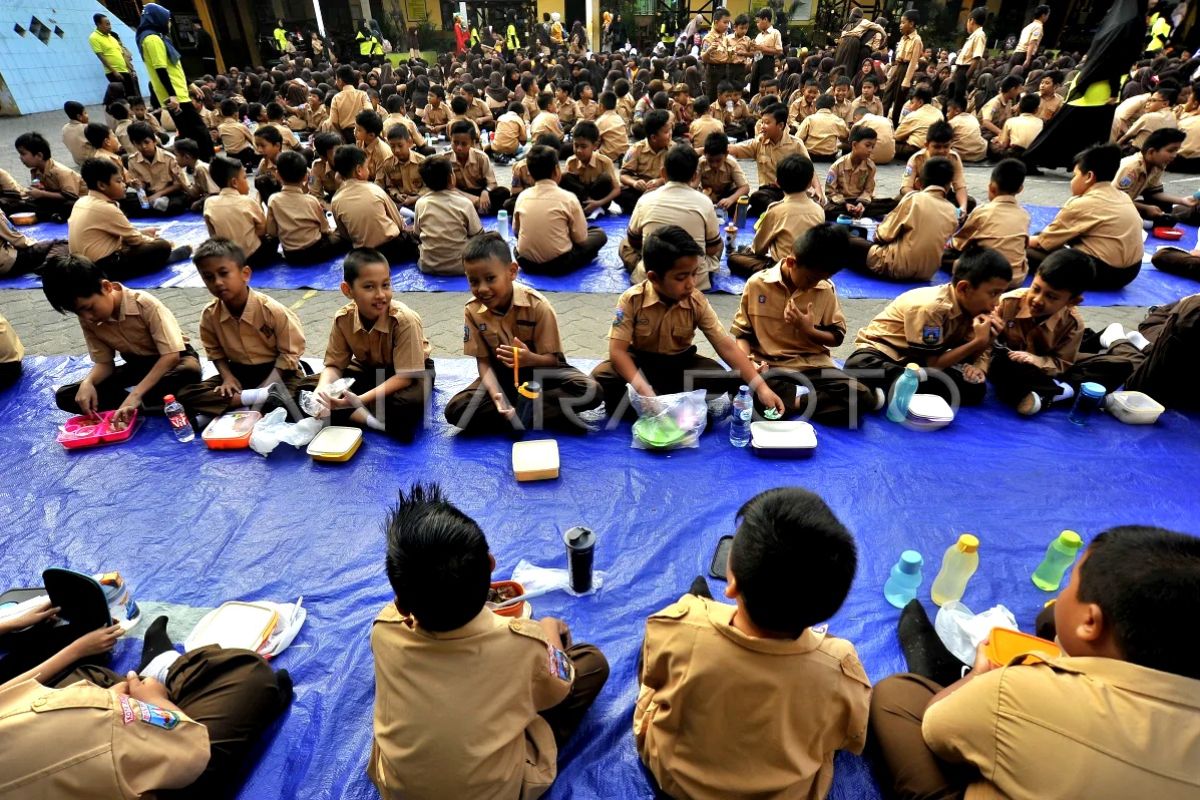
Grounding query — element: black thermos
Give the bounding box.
[563,526,595,594]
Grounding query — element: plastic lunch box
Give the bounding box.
[306,425,363,462]
[1105,391,1165,425]
[750,421,818,457]
[201,411,262,449]
[57,410,139,450]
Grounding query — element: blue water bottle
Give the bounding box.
[886,363,921,423]
[730,385,752,447]
[884,550,924,608]
[1068,382,1106,425]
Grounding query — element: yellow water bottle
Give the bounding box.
[930,534,980,606]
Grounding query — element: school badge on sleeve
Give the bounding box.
[547,645,575,682]
[922,325,942,345]
[612,307,625,327]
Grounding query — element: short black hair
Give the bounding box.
[93,12,107,25]
[643,108,671,138]
[1074,143,1122,182]
[1155,84,1179,105]
[15,132,51,159]
[793,223,850,275]
[536,91,553,111]
[276,149,308,183]
[315,131,344,159]
[386,122,412,141]
[572,120,599,144]
[449,119,475,138]
[1034,4,1050,18]
[1037,248,1095,295]
[600,90,617,110]
[946,96,966,112]
[703,132,728,155]
[664,144,699,183]
[336,64,357,84]
[254,125,283,146]
[1043,70,1063,85]
[970,7,988,25]
[193,237,247,267]
[128,121,156,144]
[266,101,286,121]
[762,103,789,126]
[862,75,879,88]
[756,8,772,20]
[713,7,730,21]
[356,109,384,136]
[912,85,933,104]
[210,154,245,188]
[386,94,405,113]
[850,125,877,144]
[815,94,836,110]
[1017,93,1040,114]
[80,156,120,189]
[920,155,955,189]
[450,96,469,115]
[1077,526,1200,680]
[729,487,856,637]
[220,98,240,118]
[952,243,1013,286]
[418,155,453,190]
[343,247,388,284]
[1145,126,1186,152]
[927,120,953,144]
[643,224,703,277]
[173,138,200,158]
[462,231,512,266]
[107,101,131,121]
[734,13,750,26]
[526,144,560,181]
[991,158,1026,194]
[64,101,85,120]
[332,144,367,178]
[1000,75,1023,93]
[902,9,920,23]
[776,153,814,194]
[41,255,107,314]
[84,122,111,149]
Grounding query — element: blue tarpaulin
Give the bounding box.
[3,207,1196,306]
[4,356,1199,799]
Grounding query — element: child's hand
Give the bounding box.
[785,299,816,333]
[1008,350,1037,365]
[972,314,997,344]
[583,200,604,215]
[716,195,737,211]
[633,179,647,191]
[492,391,515,419]
[217,377,243,399]
[494,340,528,369]
[971,640,998,676]
[69,623,123,658]
[962,364,986,384]
[850,202,865,217]
[756,383,786,416]
[319,390,355,410]
[0,600,59,632]
[478,190,492,213]
[110,396,140,430]
[75,382,100,417]
[125,672,172,706]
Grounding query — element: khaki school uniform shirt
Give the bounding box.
[492,111,528,153]
[204,188,267,257]
[267,185,332,251]
[852,96,884,118]
[36,159,85,199]
[797,109,848,156]
[566,151,618,190]
[1178,112,1200,157]
[620,139,668,182]
[689,115,726,150]
[362,137,392,185]
[1111,94,1149,140]
[617,94,637,124]
[635,594,870,800]
[368,605,574,800]
[855,282,985,365]
[855,114,896,163]
[377,151,426,202]
[577,99,598,121]
[200,288,305,369]
[68,190,158,261]
[324,300,430,372]
[609,280,726,355]
[868,187,960,279]
[422,102,450,131]
[701,29,731,63]
[557,97,578,125]
[729,133,812,187]
[80,285,186,363]
[752,193,825,262]
[309,158,339,200]
[62,120,89,166]
[1115,153,1167,202]
[218,119,256,154]
[755,25,783,56]
[894,103,944,148]
[1035,92,1063,121]
[452,148,498,192]
[0,678,209,800]
[0,211,33,276]
[788,96,818,127]
[1122,109,1178,150]
[466,97,493,125]
[698,157,748,200]
[596,110,630,161]
[826,155,876,204]
[184,161,218,201]
[514,180,587,263]
[1015,19,1043,54]
[900,150,967,196]
[892,31,923,88]
[267,121,301,151]
[948,113,988,162]
[986,288,1084,375]
[530,111,563,139]
[0,312,22,364]
[626,182,721,278]
[922,656,1200,800]
[1001,113,1044,149]
[330,85,370,131]
[1036,183,1144,268]
[331,179,405,249]
[979,94,1012,132]
[729,34,755,69]
[831,98,855,125]
[951,196,1031,284]
[960,27,987,63]
[113,119,134,155]
[412,190,483,274]
[0,168,27,201]
[129,147,183,195]
[732,267,846,369]
[464,284,564,359]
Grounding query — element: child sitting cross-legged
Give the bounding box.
[204,155,278,267]
[330,144,419,266]
[412,155,483,276]
[728,154,825,277]
[512,145,607,276]
[266,151,349,266]
[369,482,609,799]
[126,121,188,216]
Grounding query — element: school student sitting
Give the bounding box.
[68,158,190,280]
[595,91,630,163]
[251,125,285,204]
[16,132,86,222]
[1114,128,1200,226]
[729,104,819,216]
[267,151,350,266]
[41,255,201,422]
[617,108,672,212]
[204,155,278,268]
[489,101,529,159]
[444,233,602,434]
[728,154,824,277]
[560,121,622,215]
[354,109,393,184]
[513,145,607,276]
[377,123,426,210]
[1117,85,1179,153]
[893,121,975,218]
[448,121,510,213]
[988,93,1043,161]
[823,126,892,221]
[944,97,988,163]
[412,156,483,275]
[0,204,66,278]
[945,159,1032,288]
[894,85,943,158]
[60,100,90,167]
[796,94,849,162]
[637,488,869,799]
[174,138,218,213]
[217,98,260,171]
[688,98,725,152]
[368,482,609,799]
[302,248,434,440]
[330,144,419,266]
[127,121,188,216]
[696,134,749,212]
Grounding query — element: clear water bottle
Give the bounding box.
[730,385,752,447]
[163,394,194,443]
[1069,382,1106,425]
[884,550,923,608]
[1032,530,1083,591]
[496,209,510,241]
[136,186,149,210]
[930,534,979,606]
[886,363,920,423]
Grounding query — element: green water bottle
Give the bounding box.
[1032,530,1083,591]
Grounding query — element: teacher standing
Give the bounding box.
[137,3,212,160]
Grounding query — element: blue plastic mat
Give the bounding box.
[5,355,1199,799]
[4,206,1197,305]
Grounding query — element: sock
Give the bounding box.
[1126,330,1151,352]
[240,387,268,405]
[897,599,966,686]
[136,616,176,673]
[363,412,386,431]
[1099,322,1127,350]
[1052,381,1075,403]
[140,650,181,683]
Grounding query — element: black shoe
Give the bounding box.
[168,245,192,263]
[265,382,303,422]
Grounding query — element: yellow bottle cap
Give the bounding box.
[904,363,920,373]
[1058,530,1082,549]
[958,533,979,553]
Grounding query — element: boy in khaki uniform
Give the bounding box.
[1114,128,1200,226]
[852,108,897,164]
[0,166,30,215]
[530,93,563,140]
[894,86,943,158]
[871,525,1200,800]
[513,146,607,276]
[944,97,988,162]
[331,145,419,265]
[897,121,973,216]
[0,312,21,387]
[449,121,511,213]
[354,110,393,186]
[1028,144,1144,290]
[945,159,1031,287]
[617,109,672,211]
[700,9,732,98]
[127,122,187,216]
[595,92,629,162]
[267,152,349,265]
[731,225,873,426]
[637,487,869,799]
[688,98,726,150]
[421,86,451,137]
[978,76,1021,139]
[852,77,885,118]
[696,135,749,211]
[369,483,609,799]
[378,124,426,209]
[173,138,218,213]
[1117,87,1179,152]
[16,132,85,221]
[60,101,90,166]
[729,104,820,216]
[989,93,1044,160]
[489,102,529,158]
[787,81,820,130]
[217,99,260,171]
[0,205,66,277]
[824,127,891,221]
[204,156,278,267]
[729,154,823,277]
[886,11,923,122]
[412,156,483,275]
[445,233,601,434]
[330,65,371,141]
[176,239,306,427]
[796,95,849,162]
[560,122,621,214]
[41,255,201,423]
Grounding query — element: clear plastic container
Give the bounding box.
[1069,382,1106,425]
[730,385,752,447]
[930,534,980,606]
[1032,530,1083,591]
[887,363,921,423]
[497,209,510,241]
[884,550,923,608]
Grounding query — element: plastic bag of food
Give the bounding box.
[249,408,325,456]
[934,601,1019,665]
[629,387,708,450]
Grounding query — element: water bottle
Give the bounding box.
[930,534,980,606]
[163,394,194,443]
[735,195,749,227]
[1068,382,1106,425]
[563,526,596,594]
[1032,530,1083,591]
[886,363,920,423]
[136,186,149,210]
[730,385,752,447]
[884,550,924,608]
[496,209,510,241]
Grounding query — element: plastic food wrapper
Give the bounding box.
[184,597,306,660]
[510,559,606,600]
[249,409,325,456]
[934,601,1019,666]
[298,377,356,420]
[629,387,708,450]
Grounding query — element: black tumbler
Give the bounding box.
[563,526,596,594]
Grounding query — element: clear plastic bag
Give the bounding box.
[510,559,606,600]
[629,387,708,450]
[298,377,355,419]
[934,601,1019,665]
[249,408,325,456]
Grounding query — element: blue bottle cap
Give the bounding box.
[1081,382,1106,399]
[899,550,923,573]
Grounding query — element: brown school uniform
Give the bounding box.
[796,109,849,157]
[323,300,430,373]
[1035,183,1143,268]
[855,113,896,164]
[113,119,134,155]
[990,288,1084,375]
[689,115,725,149]
[465,97,493,125]
[728,133,811,186]
[616,94,636,124]
[566,152,619,190]
[530,111,563,139]
[35,158,85,199]
[0,313,22,367]
[620,139,668,181]
[999,113,1044,150]
[309,158,339,201]
[412,190,483,275]
[960,26,987,65]
[79,286,186,364]
[268,121,302,151]
[384,113,427,148]
[788,96,817,128]
[266,185,334,252]
[894,103,944,149]
[1114,152,1165,202]
[521,93,540,121]
[331,178,406,249]
[330,85,371,132]
[867,186,960,280]
[513,179,595,264]
[622,182,721,287]
[62,120,89,166]
[609,280,725,355]
[948,113,988,162]
[362,137,392,185]
[891,31,923,91]
[0,212,39,276]
[0,167,29,206]
[729,34,755,72]
[950,196,1031,286]
[635,594,869,800]
[978,94,1012,133]
[852,96,885,118]
[184,161,218,201]
[1035,92,1063,121]
[826,155,876,204]
[577,99,598,121]
[67,190,159,261]
[128,147,183,194]
[1121,109,1178,150]
[377,151,426,205]
[852,283,985,366]
[697,157,748,201]
[492,111,528,154]
[198,289,305,370]
[557,97,579,126]
[422,102,450,132]
[218,119,256,154]
[900,150,968,198]
[751,193,826,262]
[451,148,499,193]
[831,97,855,125]
[731,270,847,371]
[596,110,630,161]
[700,28,732,65]
[204,188,268,258]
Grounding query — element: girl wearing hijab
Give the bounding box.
[137,3,212,159]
